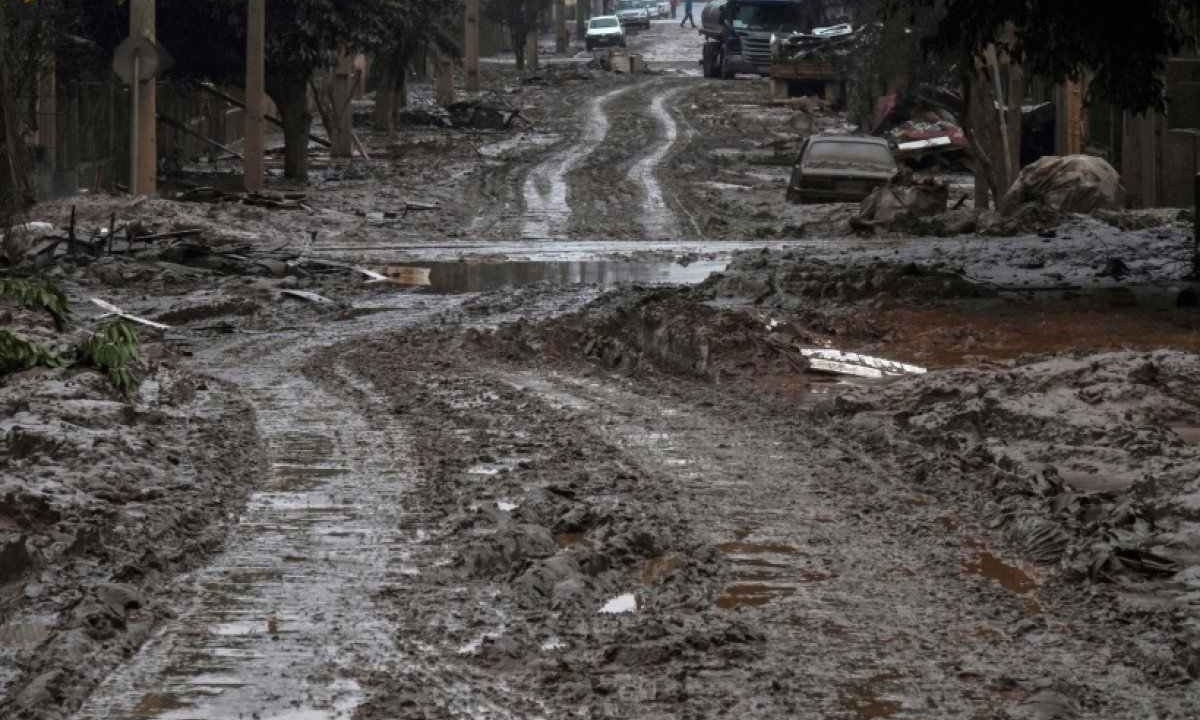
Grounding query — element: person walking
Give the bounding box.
[670,0,678,19]
[680,0,695,27]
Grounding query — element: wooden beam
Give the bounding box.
[245,0,266,191]
[465,0,481,92]
[130,0,156,195]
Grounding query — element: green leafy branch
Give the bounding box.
[0,276,71,330]
[0,329,63,374]
[77,320,141,395]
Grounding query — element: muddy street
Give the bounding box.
[4,6,1200,720]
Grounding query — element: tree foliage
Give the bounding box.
[484,0,554,70]
[880,0,1190,112]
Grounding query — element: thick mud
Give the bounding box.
[6,11,1200,719]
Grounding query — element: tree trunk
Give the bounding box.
[513,29,526,71]
[0,1,33,214]
[373,65,395,132]
[269,72,313,181]
[434,52,455,106]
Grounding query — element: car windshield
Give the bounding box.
[802,141,896,171]
[591,18,619,28]
[617,1,639,10]
[731,4,812,33]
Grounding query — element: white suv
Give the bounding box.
[585,16,626,51]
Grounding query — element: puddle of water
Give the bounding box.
[1170,425,1200,445]
[838,674,902,720]
[373,259,726,294]
[540,637,567,651]
[715,583,796,609]
[718,540,800,556]
[964,551,1037,595]
[478,132,561,158]
[599,593,638,614]
[556,532,586,548]
[638,554,682,585]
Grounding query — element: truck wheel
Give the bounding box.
[586,40,594,51]
[701,43,719,78]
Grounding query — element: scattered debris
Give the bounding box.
[799,348,927,378]
[280,289,336,305]
[88,298,172,330]
[999,155,1126,217]
[853,179,949,230]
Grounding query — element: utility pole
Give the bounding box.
[576,0,588,43]
[245,0,265,192]
[130,0,156,195]
[465,0,480,92]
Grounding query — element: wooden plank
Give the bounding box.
[90,298,171,330]
[280,289,336,304]
[130,0,157,196]
[799,348,927,378]
[245,0,266,191]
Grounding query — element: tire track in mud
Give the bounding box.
[494,367,1184,718]
[521,84,642,240]
[627,86,688,239]
[71,299,536,720]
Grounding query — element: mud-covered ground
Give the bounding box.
[4,11,1200,720]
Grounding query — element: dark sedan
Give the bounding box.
[786,135,899,204]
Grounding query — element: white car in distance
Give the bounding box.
[616,0,652,30]
[585,15,627,51]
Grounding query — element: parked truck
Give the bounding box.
[699,0,829,78]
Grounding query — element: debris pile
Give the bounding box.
[999,154,1126,217]
[770,23,867,62]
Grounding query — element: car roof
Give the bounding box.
[591,15,620,20]
[807,135,890,146]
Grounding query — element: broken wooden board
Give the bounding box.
[90,298,172,330]
[799,348,926,379]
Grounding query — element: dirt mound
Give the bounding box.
[822,350,1200,678]
[703,251,990,308]
[0,364,261,719]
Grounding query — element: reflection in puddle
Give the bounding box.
[718,540,800,556]
[374,259,727,294]
[1170,425,1200,445]
[716,583,796,609]
[964,551,1038,595]
[599,593,638,614]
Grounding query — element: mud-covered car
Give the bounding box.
[617,0,652,30]
[786,135,899,203]
[585,15,627,50]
